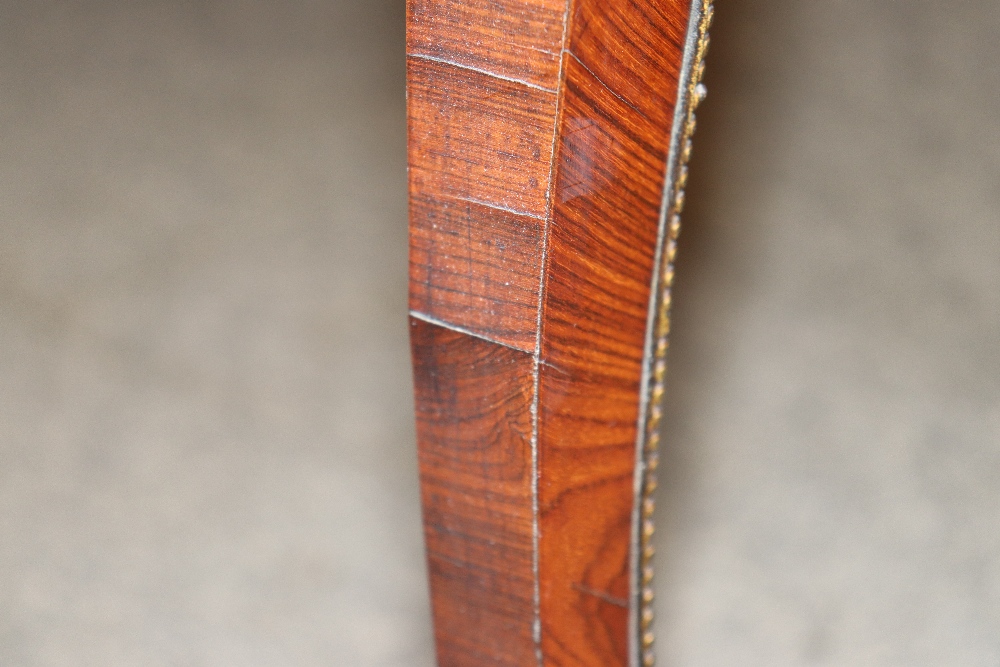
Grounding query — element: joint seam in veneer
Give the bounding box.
[407,52,558,94]
[530,1,575,665]
[409,310,533,354]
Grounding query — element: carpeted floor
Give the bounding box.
[0,1,996,665]
[657,3,1000,664]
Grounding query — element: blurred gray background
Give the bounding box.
[0,1,996,665]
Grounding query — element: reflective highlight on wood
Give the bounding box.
[408,0,710,664]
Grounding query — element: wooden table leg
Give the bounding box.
[408,1,713,664]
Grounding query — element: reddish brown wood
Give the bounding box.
[409,194,544,352]
[408,0,707,665]
[408,0,565,91]
[407,55,556,219]
[538,28,685,661]
[412,317,536,665]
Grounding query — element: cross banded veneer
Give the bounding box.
[408,1,713,664]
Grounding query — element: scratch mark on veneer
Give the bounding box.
[526,44,561,58]
[572,582,629,609]
[538,358,572,379]
[565,50,648,121]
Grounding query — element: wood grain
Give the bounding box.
[537,44,678,665]
[407,55,556,219]
[408,0,704,664]
[412,317,537,665]
[408,0,565,90]
[409,193,543,352]
[567,2,688,127]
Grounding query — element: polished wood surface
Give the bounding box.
[408,1,710,664]
[537,29,684,663]
[412,318,537,665]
